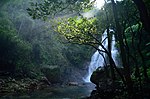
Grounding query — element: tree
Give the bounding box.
[110,0,134,97]
[132,0,150,33]
[0,18,32,73]
[27,0,150,98]
[27,0,93,20]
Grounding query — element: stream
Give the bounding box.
[1,83,95,99]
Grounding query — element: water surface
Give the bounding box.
[1,83,95,99]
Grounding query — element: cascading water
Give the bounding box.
[111,34,119,67]
[83,29,119,82]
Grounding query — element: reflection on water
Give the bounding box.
[2,83,95,99]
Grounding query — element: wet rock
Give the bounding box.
[90,67,106,86]
[67,82,78,86]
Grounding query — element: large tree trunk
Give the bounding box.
[132,0,150,33]
[111,0,133,98]
[107,28,115,81]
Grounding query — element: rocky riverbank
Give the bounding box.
[0,76,51,97]
[0,76,95,99]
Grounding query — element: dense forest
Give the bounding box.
[0,0,150,99]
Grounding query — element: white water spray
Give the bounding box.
[83,29,119,82]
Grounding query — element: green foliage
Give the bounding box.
[0,0,10,8]
[41,66,61,83]
[55,17,99,45]
[27,0,93,20]
[0,18,32,72]
[0,0,94,77]
[125,22,142,33]
[124,22,142,45]
[147,68,150,77]
[64,44,92,68]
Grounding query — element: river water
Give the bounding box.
[1,83,95,99]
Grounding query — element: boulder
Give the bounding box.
[90,67,106,86]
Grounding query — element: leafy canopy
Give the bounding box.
[54,17,99,45]
[27,0,94,20]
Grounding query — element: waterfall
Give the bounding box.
[111,34,119,67]
[83,29,119,82]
